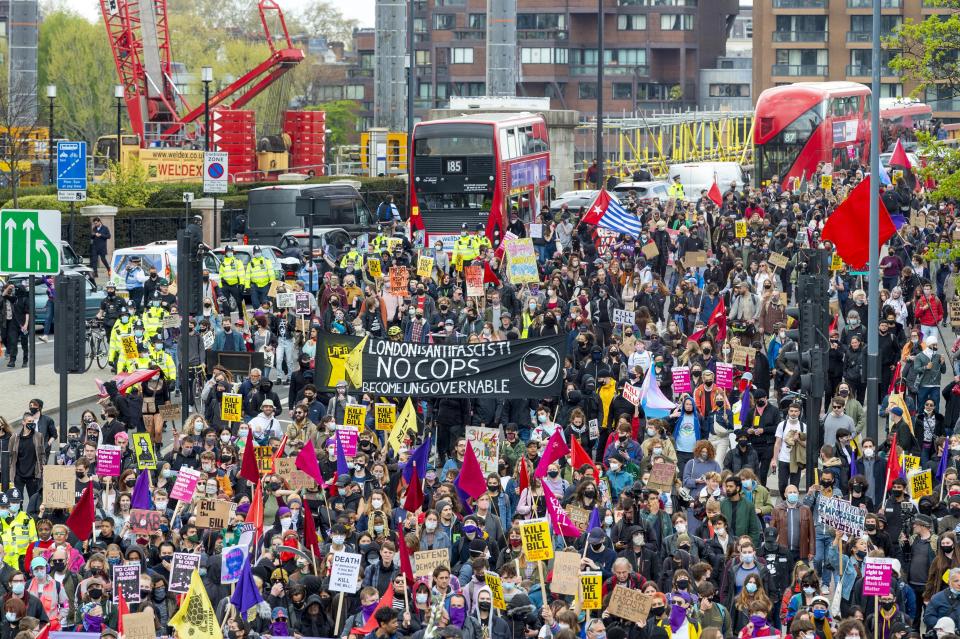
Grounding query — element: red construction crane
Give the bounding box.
[100,0,304,146]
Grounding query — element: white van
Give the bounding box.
[109,241,221,291]
[667,162,747,197]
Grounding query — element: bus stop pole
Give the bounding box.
[865,0,881,442]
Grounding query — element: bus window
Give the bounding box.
[499,129,509,159]
[506,129,517,160]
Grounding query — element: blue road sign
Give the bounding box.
[56,141,87,192]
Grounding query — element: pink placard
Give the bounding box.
[169,467,201,502]
[862,560,892,597]
[715,363,734,390]
[97,445,122,477]
[672,367,691,394]
[336,427,359,457]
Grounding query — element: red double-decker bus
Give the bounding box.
[754,82,871,186]
[409,113,551,248]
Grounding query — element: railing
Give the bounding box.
[772,30,828,42]
[773,0,826,7]
[771,64,828,76]
[846,64,895,76]
[453,29,485,40]
[517,29,568,40]
[848,0,901,7]
[846,32,871,43]
[570,64,649,76]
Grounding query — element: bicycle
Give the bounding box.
[190,363,208,413]
[85,319,108,371]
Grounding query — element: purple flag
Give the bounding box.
[335,433,351,477]
[130,469,152,510]
[403,436,432,483]
[230,557,264,614]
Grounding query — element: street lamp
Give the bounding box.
[114,84,124,163]
[46,85,56,185]
[201,66,213,151]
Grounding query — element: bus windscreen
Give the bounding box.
[414,123,494,157]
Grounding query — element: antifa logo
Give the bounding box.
[521,346,560,388]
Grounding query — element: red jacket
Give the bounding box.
[915,294,944,326]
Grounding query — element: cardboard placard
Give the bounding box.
[910,212,927,229]
[520,518,554,562]
[621,383,640,407]
[121,335,138,360]
[344,405,367,430]
[715,362,734,390]
[195,499,232,529]
[289,469,318,491]
[612,308,634,325]
[274,457,295,481]
[580,572,602,609]
[294,292,311,315]
[565,505,591,533]
[169,467,201,502]
[161,315,181,329]
[646,462,676,492]
[389,266,410,296]
[97,445,122,477]
[130,509,163,535]
[732,345,756,368]
[607,586,652,624]
[122,611,155,639]
[529,223,543,239]
[816,496,865,537]
[221,393,243,422]
[168,552,201,594]
[267,280,280,298]
[330,552,363,593]
[550,550,581,595]
[368,257,382,278]
[43,465,75,508]
[417,255,435,278]
[683,251,707,267]
[768,253,789,270]
[296,317,311,333]
[113,564,141,603]
[465,426,500,475]
[950,300,960,327]
[158,403,180,422]
[374,403,396,431]
[413,549,450,577]
[465,265,484,297]
[641,243,659,260]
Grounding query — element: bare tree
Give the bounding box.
[0,73,44,207]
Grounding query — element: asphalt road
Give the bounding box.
[0,335,57,371]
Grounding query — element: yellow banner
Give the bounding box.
[735,220,747,238]
[485,573,506,610]
[375,403,396,430]
[909,469,933,500]
[417,255,435,278]
[121,335,138,360]
[368,257,382,278]
[344,405,367,430]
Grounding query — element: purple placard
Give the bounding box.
[336,426,359,457]
[715,363,734,390]
[862,560,892,597]
[169,467,201,502]
[97,445,122,477]
[671,367,691,394]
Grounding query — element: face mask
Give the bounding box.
[425,521,437,532]
[653,447,663,456]
[675,523,687,534]
[745,582,758,593]
[51,560,66,573]
[416,593,428,605]
[604,515,614,526]
[4,613,16,623]
[332,535,346,545]
[803,586,815,595]
[812,609,827,620]
[741,553,754,564]
[33,569,46,580]
[11,583,24,596]
[547,470,559,478]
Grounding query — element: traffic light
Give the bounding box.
[783,274,830,398]
[54,273,86,374]
[178,224,203,315]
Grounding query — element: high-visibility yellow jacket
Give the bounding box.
[148,348,177,381]
[119,356,152,373]
[338,250,364,270]
[141,307,166,339]
[472,235,492,254]
[219,257,248,287]
[1,512,36,569]
[668,182,685,199]
[453,236,478,267]
[109,319,134,361]
[246,257,273,287]
[370,234,388,254]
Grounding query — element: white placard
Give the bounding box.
[613,308,634,325]
[329,552,362,593]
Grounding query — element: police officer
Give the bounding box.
[148,334,177,382]
[668,174,685,199]
[246,246,274,308]
[141,298,167,340]
[120,343,153,373]
[219,245,247,312]
[453,223,478,270]
[338,240,364,273]
[108,308,135,369]
[0,489,34,570]
[124,256,147,312]
[98,283,128,339]
[471,223,492,255]
[370,225,389,254]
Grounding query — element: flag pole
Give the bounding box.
[864,0,882,443]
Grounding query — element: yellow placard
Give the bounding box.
[581,572,603,610]
[484,572,506,610]
[902,454,921,474]
[520,518,554,562]
[830,253,843,271]
[255,446,274,475]
[221,393,242,423]
[131,433,157,470]
[368,257,382,278]
[821,174,833,190]
[387,238,403,252]
[416,255,435,278]
[909,469,933,500]
[734,220,747,238]
[893,169,904,183]
[121,335,138,360]
[344,405,367,430]
[375,403,396,431]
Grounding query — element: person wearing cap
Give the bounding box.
[932,617,959,639]
[140,292,167,340]
[248,399,283,441]
[724,431,759,474]
[887,406,918,455]
[668,174,685,199]
[582,526,616,579]
[245,246,274,307]
[97,281,127,341]
[26,556,66,629]
[218,245,248,312]
[452,223,478,270]
[924,568,960,629]
[122,256,146,312]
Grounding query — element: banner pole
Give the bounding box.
[335,591,344,636]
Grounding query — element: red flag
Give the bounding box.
[535,429,570,478]
[821,177,896,270]
[485,208,502,244]
[456,441,488,500]
[689,297,727,344]
[570,436,598,480]
[66,482,95,541]
[829,313,838,334]
[707,181,723,207]
[409,204,425,232]
[885,432,901,490]
[245,481,264,542]
[117,586,129,634]
[34,625,50,639]
[272,435,288,463]
[239,430,260,484]
[302,501,321,556]
[517,457,530,495]
[482,261,501,286]
[890,138,912,170]
[349,584,395,635]
[888,361,902,396]
[403,463,424,512]
[296,440,327,489]
[396,522,415,587]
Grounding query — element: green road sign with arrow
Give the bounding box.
[0,209,61,275]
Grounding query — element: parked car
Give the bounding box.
[549,190,600,214]
[611,180,671,205]
[109,241,221,291]
[4,272,106,326]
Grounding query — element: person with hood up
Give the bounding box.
[472,586,510,639]
[655,591,702,639]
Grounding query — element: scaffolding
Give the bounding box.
[574,110,755,183]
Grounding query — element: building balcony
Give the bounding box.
[771,64,828,76]
[570,64,649,76]
[518,29,568,40]
[847,0,901,7]
[772,30,828,42]
[930,99,960,112]
[348,68,373,78]
[773,0,826,7]
[846,31,872,43]
[453,29,485,40]
[845,64,895,76]
[415,66,433,77]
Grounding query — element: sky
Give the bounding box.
[72,0,376,30]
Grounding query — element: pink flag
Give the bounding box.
[456,441,488,500]
[542,482,581,537]
[295,440,327,488]
[535,429,570,478]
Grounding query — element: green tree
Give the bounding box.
[308,100,359,147]
[38,10,116,144]
[91,161,158,208]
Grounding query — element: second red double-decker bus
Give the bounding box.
[409,112,551,248]
[754,82,871,186]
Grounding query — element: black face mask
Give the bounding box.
[88,587,103,600]
[650,606,665,618]
[478,601,492,612]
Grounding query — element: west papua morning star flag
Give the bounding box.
[583,189,642,238]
